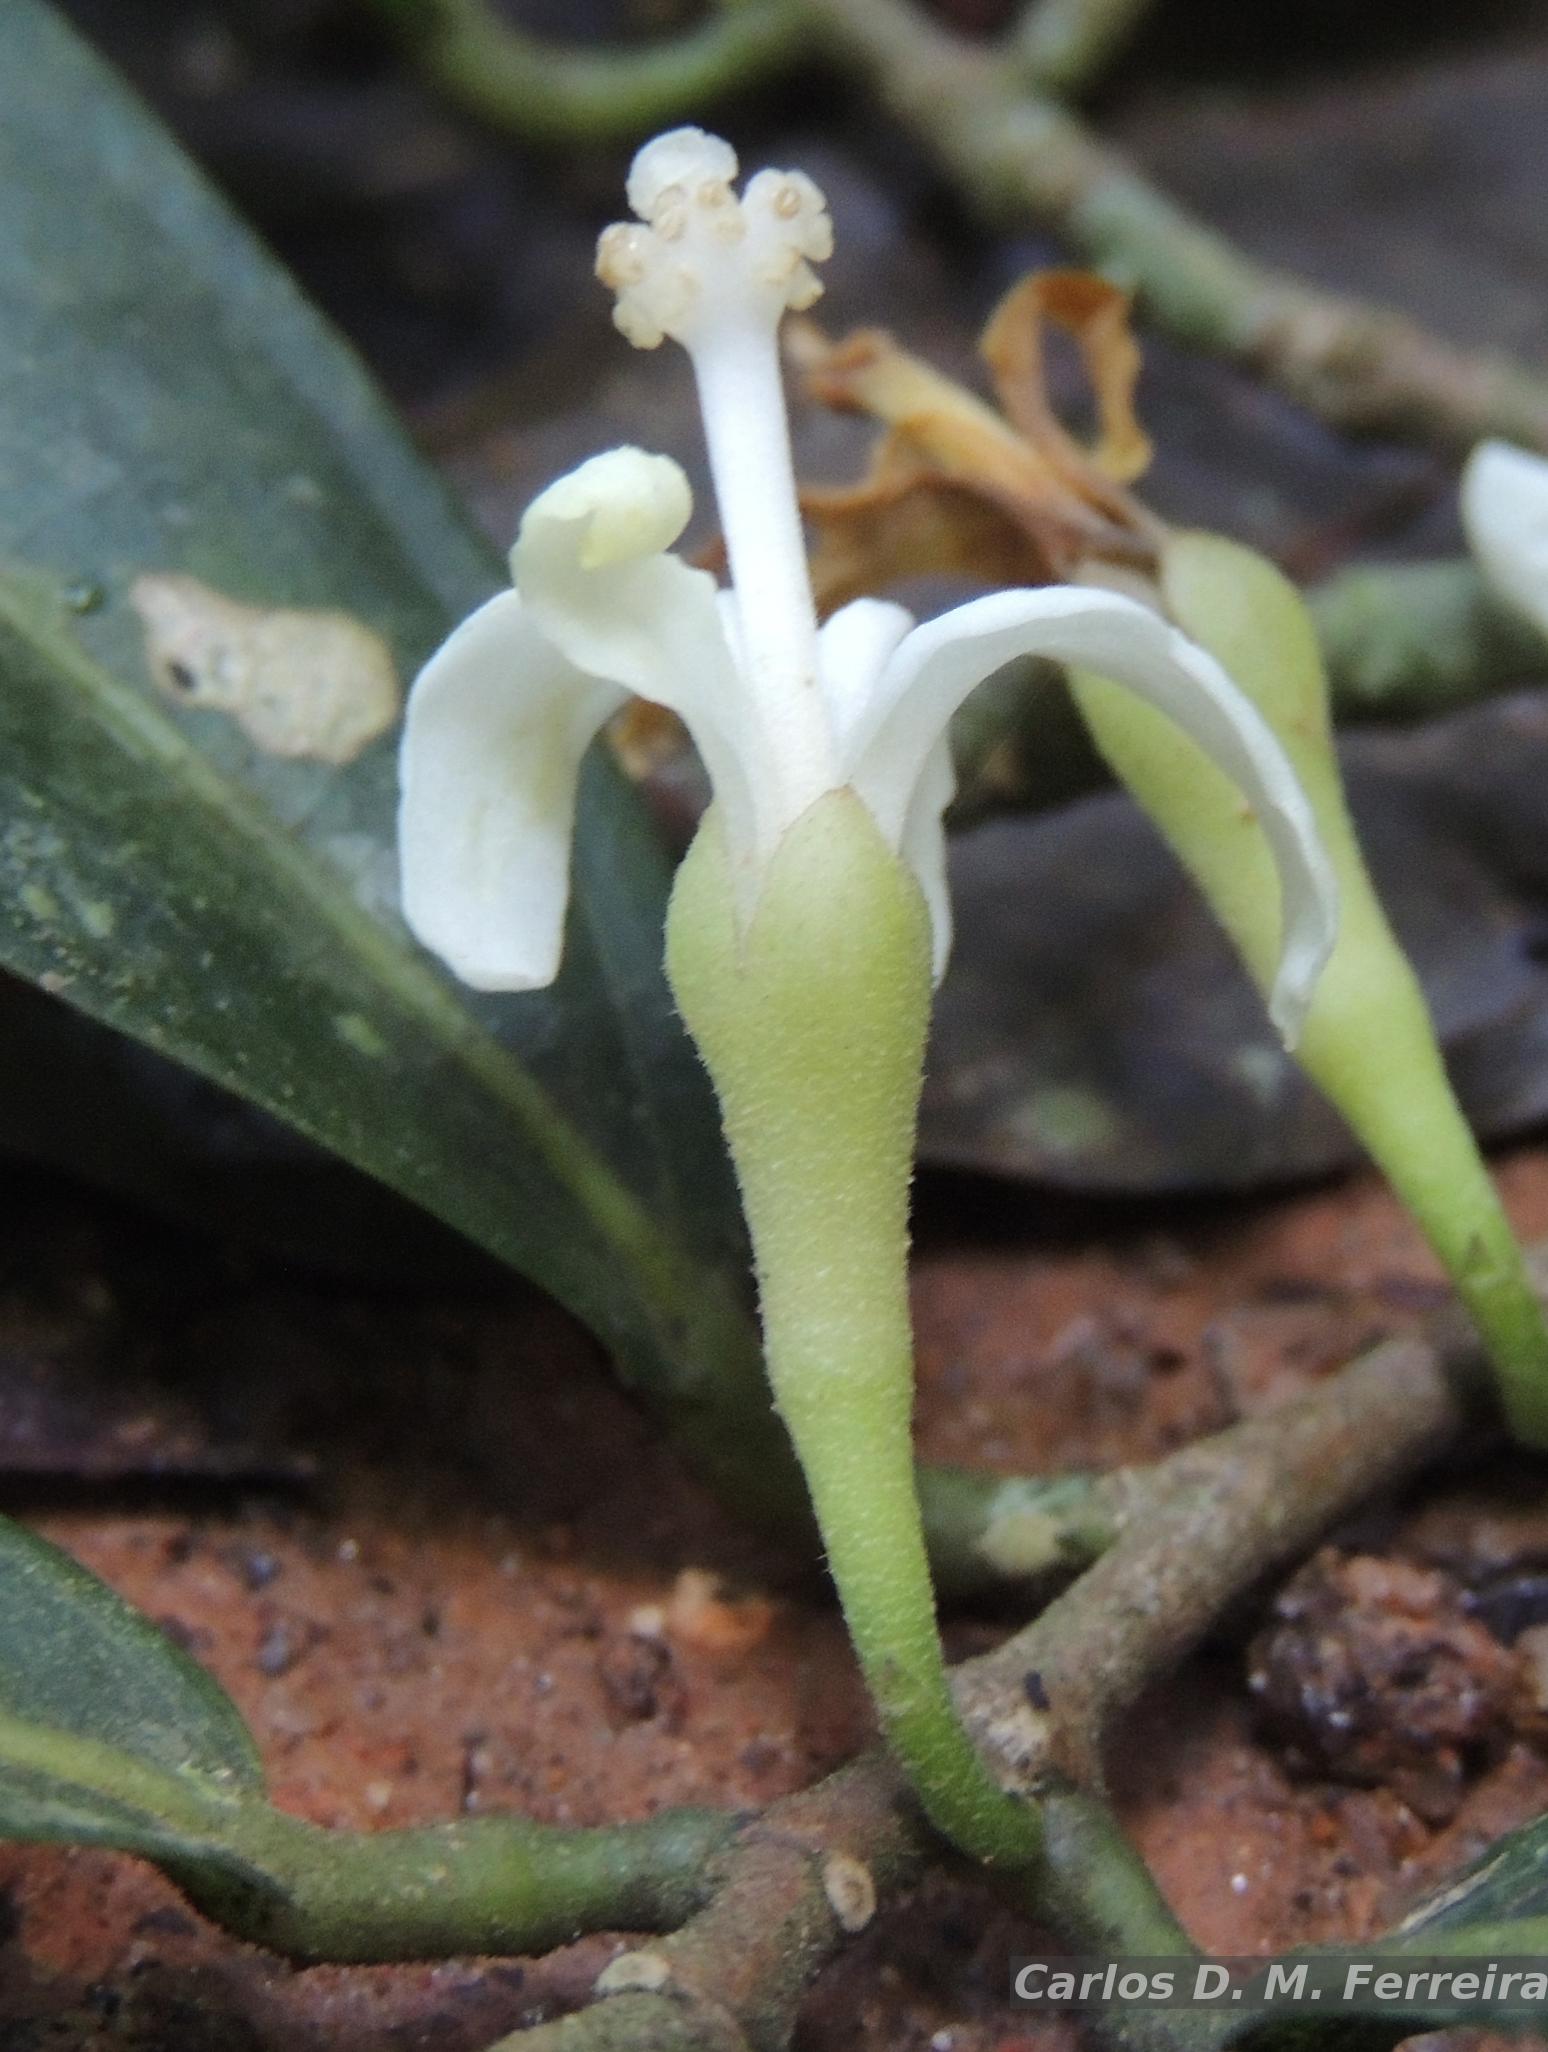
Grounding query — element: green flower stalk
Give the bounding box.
[395,129,1340,1862]
[1073,532,1548,1445]
[667,795,1030,1861]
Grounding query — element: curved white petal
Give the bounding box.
[511,447,765,872]
[398,590,625,992]
[845,587,1338,1041]
[899,737,957,982]
[1461,439,1548,640]
[808,599,952,972]
[816,597,915,743]
[818,597,957,971]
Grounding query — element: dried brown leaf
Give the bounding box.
[787,274,1159,617]
[980,271,1152,492]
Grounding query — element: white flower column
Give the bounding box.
[399,128,1341,1868]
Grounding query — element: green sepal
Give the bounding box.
[1073,534,1548,1442]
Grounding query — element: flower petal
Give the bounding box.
[398,590,624,992]
[1461,439,1548,641]
[512,448,762,872]
[815,596,914,740]
[812,599,961,973]
[899,737,957,982]
[843,586,1338,1035]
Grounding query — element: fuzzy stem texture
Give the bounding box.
[1072,533,1548,1444]
[189,1803,734,1964]
[665,792,1039,1870]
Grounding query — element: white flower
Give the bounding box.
[1461,438,1548,641]
[398,128,1336,1040]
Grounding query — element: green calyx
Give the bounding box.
[1073,532,1548,1444]
[666,790,1041,1870]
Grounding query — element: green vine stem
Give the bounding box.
[666,795,1040,1871]
[803,0,1548,456]
[369,0,807,144]
[16,1293,1491,2046]
[1073,534,1548,1444]
[1013,0,1159,97]
[917,1461,1132,1601]
[0,1699,735,1964]
[191,1803,736,1963]
[379,0,1548,465]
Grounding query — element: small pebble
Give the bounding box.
[236,1549,281,1592]
[256,1621,300,1677]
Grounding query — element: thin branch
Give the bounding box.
[369,0,808,144]
[800,0,1548,455]
[1013,0,1160,98]
[952,1322,1483,1792]
[383,1,1548,460]
[491,1768,1184,2052]
[488,1761,931,2052]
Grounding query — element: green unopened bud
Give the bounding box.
[1073,533,1548,1443]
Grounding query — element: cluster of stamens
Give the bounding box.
[596,128,833,351]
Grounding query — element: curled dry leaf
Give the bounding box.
[980,271,1152,492]
[130,572,401,765]
[788,268,1162,616]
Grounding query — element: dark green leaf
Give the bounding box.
[1195,1820,1548,2050]
[1380,1808,1548,1951]
[0,1516,298,1915]
[0,1518,739,1961]
[0,1727,269,1893]
[0,0,727,1248]
[0,570,797,1522]
[0,3,794,1513]
[0,1513,261,1789]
